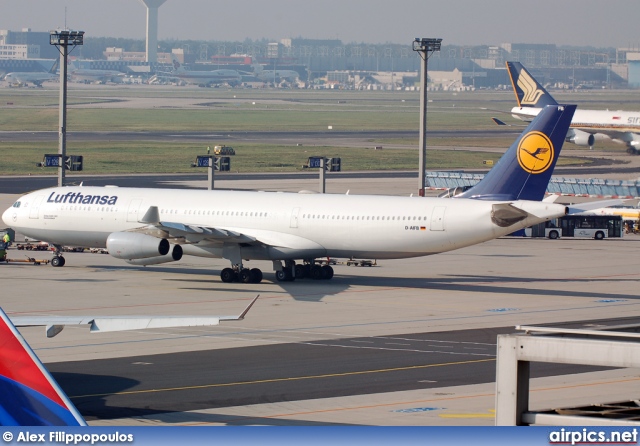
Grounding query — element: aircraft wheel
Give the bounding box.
[240,269,253,283]
[250,268,263,284]
[51,256,63,267]
[221,268,236,283]
[276,269,295,282]
[322,265,334,280]
[310,265,323,280]
[58,256,66,267]
[294,264,307,279]
[275,270,288,282]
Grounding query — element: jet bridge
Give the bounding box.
[496,324,640,426]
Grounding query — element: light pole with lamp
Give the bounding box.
[412,38,442,196]
[50,30,84,187]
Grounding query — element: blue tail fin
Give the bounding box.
[507,61,558,108]
[457,104,576,201]
[0,308,86,426]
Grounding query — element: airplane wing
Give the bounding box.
[129,206,325,251]
[10,295,258,338]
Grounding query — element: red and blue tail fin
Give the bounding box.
[507,61,558,108]
[0,308,86,426]
[457,104,576,201]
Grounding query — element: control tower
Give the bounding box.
[138,0,167,64]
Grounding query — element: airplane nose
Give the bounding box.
[2,206,14,227]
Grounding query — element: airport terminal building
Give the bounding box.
[2,27,640,89]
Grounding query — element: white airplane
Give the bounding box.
[162,55,242,87]
[3,105,577,284]
[575,205,640,221]
[502,61,640,154]
[251,64,300,83]
[3,59,58,87]
[69,62,125,84]
[0,296,257,426]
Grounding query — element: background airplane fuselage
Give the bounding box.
[512,107,640,133]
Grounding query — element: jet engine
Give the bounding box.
[106,232,169,260]
[125,244,183,266]
[565,129,595,147]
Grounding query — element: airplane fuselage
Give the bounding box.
[4,72,57,86]
[4,186,565,261]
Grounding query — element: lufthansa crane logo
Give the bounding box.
[517,131,554,174]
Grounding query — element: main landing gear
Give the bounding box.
[50,245,66,267]
[218,260,335,284]
[220,266,263,284]
[275,260,334,282]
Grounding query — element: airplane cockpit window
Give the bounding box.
[13,201,21,208]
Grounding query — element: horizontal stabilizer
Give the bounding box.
[567,199,625,214]
[491,117,508,126]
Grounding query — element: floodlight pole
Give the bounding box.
[50,30,84,187]
[412,38,442,196]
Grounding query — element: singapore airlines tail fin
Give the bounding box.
[457,104,576,201]
[49,58,60,75]
[507,61,558,108]
[0,307,86,426]
[170,54,186,74]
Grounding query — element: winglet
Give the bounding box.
[0,308,86,426]
[221,294,259,321]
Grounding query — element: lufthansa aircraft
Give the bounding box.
[3,105,575,284]
[503,61,640,154]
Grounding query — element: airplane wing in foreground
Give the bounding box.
[10,295,258,338]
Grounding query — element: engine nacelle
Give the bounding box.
[565,129,595,147]
[107,232,169,260]
[125,244,183,266]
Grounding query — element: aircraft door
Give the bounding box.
[430,206,446,231]
[126,199,143,222]
[290,207,300,228]
[29,196,44,219]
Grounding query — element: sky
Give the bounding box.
[1,0,639,48]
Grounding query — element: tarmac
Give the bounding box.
[1,174,640,426]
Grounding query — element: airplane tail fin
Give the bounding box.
[170,54,186,73]
[507,61,558,108]
[0,308,86,426]
[457,104,576,201]
[49,58,60,74]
